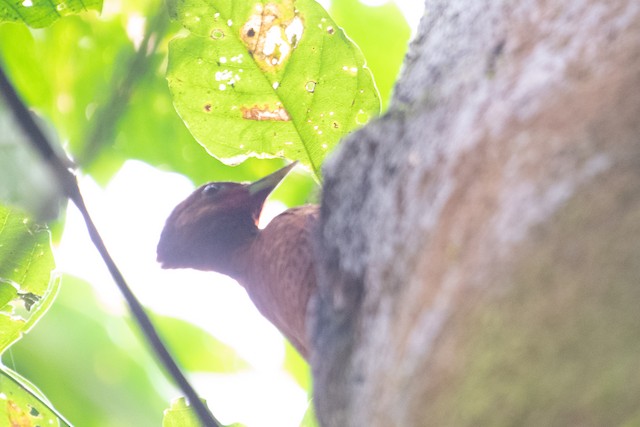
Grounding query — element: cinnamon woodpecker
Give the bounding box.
[156,162,317,358]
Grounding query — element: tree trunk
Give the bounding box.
[311,1,640,426]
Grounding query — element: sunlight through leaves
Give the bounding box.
[0,0,102,28]
[167,0,380,178]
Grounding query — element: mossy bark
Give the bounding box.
[311,0,640,426]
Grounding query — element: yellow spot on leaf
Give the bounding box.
[240,1,304,72]
[241,104,291,121]
[7,400,33,427]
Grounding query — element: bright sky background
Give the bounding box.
[369,0,423,33]
[57,160,309,426]
[55,1,424,425]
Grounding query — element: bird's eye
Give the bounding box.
[203,183,222,196]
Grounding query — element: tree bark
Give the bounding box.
[311,1,640,426]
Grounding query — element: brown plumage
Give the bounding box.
[156,163,317,358]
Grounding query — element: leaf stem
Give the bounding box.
[0,65,221,427]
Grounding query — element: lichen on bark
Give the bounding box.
[311,1,640,425]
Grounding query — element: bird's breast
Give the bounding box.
[235,205,319,358]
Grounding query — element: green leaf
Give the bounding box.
[162,397,208,427]
[0,368,67,426]
[163,398,246,427]
[0,206,61,424]
[0,17,128,182]
[0,15,319,197]
[0,205,58,354]
[0,282,18,309]
[151,313,249,373]
[167,0,380,178]
[115,66,295,186]
[0,0,102,28]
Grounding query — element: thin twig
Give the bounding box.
[0,65,220,427]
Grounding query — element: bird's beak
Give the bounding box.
[248,161,298,198]
[246,161,298,222]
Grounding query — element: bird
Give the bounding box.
[156,162,318,359]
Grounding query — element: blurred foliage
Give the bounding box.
[0,206,58,353]
[0,0,409,425]
[163,397,245,427]
[0,0,102,28]
[330,0,410,110]
[151,313,249,374]
[0,102,64,220]
[299,403,319,427]
[162,397,203,427]
[5,275,252,426]
[5,275,170,426]
[285,341,318,427]
[284,341,311,391]
[0,12,297,187]
[0,205,64,426]
[162,397,227,427]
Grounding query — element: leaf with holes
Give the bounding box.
[0,0,102,28]
[0,368,69,426]
[167,0,380,178]
[0,205,58,353]
[0,206,62,424]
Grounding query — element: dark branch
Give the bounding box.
[0,65,221,427]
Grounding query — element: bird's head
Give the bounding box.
[157,162,297,274]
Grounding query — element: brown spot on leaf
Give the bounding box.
[241,104,291,121]
[8,400,33,427]
[204,104,212,112]
[240,1,304,71]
